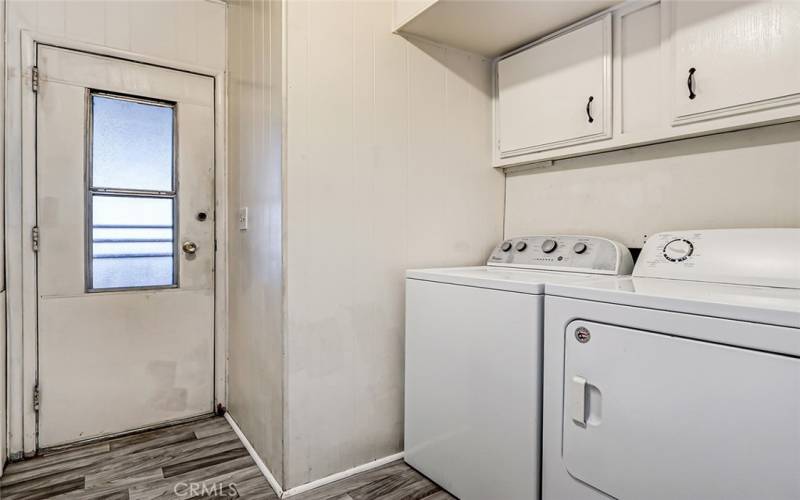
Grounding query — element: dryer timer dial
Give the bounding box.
[663,238,694,262]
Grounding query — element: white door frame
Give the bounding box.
[5,30,229,457]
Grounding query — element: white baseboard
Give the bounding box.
[282,451,405,498]
[224,413,284,497]
[224,412,404,499]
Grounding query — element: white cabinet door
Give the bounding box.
[496,14,611,157]
[671,1,800,124]
[562,320,800,500]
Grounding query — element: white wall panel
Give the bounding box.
[9,0,225,71]
[284,0,504,488]
[505,123,800,248]
[226,0,286,485]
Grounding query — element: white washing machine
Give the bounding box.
[405,235,634,500]
[542,228,800,500]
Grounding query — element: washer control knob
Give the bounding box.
[515,241,528,251]
[663,238,694,262]
[573,242,588,254]
[501,241,513,252]
[542,239,558,254]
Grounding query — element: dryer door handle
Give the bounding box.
[571,376,587,426]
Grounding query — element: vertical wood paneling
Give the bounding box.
[128,1,178,63]
[104,1,132,52]
[63,1,105,45]
[226,0,286,485]
[285,0,504,488]
[7,0,225,71]
[197,1,226,71]
[36,1,65,36]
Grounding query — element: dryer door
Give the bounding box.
[562,320,800,500]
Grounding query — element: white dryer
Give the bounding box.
[542,228,800,500]
[405,235,633,500]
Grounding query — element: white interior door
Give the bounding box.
[36,45,216,447]
[563,320,800,500]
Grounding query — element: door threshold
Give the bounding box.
[35,412,216,457]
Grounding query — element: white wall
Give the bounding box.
[226,0,286,483]
[4,0,225,457]
[505,122,800,248]
[284,0,504,488]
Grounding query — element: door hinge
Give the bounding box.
[33,384,40,412]
[32,66,39,93]
[32,226,40,252]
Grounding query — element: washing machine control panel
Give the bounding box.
[487,235,634,275]
[634,229,800,288]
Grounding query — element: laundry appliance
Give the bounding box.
[405,235,634,500]
[542,228,800,500]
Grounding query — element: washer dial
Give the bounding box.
[501,241,512,252]
[663,238,694,262]
[542,239,558,254]
[573,242,587,254]
[515,241,528,251]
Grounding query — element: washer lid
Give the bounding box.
[406,266,611,294]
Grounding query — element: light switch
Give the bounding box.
[239,207,248,231]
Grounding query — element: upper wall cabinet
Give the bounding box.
[497,15,612,157]
[492,0,800,169]
[671,1,800,125]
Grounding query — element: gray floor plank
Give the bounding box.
[129,458,262,500]
[291,461,448,500]
[84,432,242,487]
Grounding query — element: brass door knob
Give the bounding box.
[182,241,198,255]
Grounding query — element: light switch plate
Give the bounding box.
[239,207,248,231]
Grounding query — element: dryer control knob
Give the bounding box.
[663,238,694,262]
[515,241,528,251]
[542,239,558,253]
[501,241,513,252]
[573,242,587,254]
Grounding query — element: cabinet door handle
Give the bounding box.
[687,67,697,99]
[586,96,594,123]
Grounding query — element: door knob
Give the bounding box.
[182,241,198,255]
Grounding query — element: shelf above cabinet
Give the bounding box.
[393,0,623,57]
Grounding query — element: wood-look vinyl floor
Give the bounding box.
[0,416,452,500]
[290,460,453,500]
[0,417,274,499]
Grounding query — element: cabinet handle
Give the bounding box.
[586,96,594,123]
[687,67,696,100]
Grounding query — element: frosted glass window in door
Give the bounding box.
[91,196,175,289]
[91,94,175,192]
[87,91,179,291]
